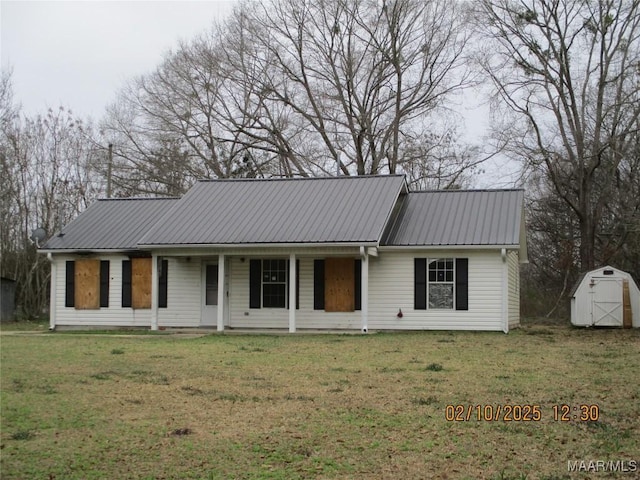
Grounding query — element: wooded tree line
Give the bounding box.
[1,0,639,319]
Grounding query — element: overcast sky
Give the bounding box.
[1,0,235,119]
[1,0,518,187]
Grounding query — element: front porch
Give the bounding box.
[153,247,378,333]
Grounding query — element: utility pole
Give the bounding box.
[107,143,113,199]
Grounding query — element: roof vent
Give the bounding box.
[603,269,614,275]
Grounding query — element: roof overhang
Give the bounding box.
[38,248,151,255]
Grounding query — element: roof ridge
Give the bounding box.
[97,197,180,202]
[409,188,524,193]
[196,174,405,183]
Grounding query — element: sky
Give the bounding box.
[1,0,518,187]
[1,0,235,119]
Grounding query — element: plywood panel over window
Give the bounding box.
[75,259,100,309]
[325,257,355,312]
[132,258,152,309]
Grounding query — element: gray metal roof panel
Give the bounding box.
[139,175,407,245]
[41,198,179,250]
[383,189,524,246]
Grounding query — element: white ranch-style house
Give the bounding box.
[40,175,527,333]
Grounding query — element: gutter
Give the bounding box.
[378,245,521,251]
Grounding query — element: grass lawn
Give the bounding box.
[1,322,638,479]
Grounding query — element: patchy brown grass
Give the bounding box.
[1,324,639,479]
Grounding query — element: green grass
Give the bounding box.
[1,324,639,479]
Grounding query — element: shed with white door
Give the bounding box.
[570,266,640,328]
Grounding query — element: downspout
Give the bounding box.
[501,248,508,334]
[47,253,57,331]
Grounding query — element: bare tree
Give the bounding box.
[220,0,476,177]
[1,83,102,317]
[478,0,640,271]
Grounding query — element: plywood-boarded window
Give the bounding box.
[122,258,152,309]
[75,259,101,309]
[65,260,109,309]
[325,258,355,312]
[122,258,165,309]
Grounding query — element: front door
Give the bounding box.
[201,263,218,326]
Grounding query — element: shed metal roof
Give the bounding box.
[42,198,179,251]
[139,175,407,246]
[383,189,524,246]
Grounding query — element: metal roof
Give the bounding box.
[383,189,524,246]
[41,198,179,251]
[139,175,407,246]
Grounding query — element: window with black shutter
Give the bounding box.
[249,259,299,309]
[414,258,468,311]
[65,260,110,309]
[313,258,361,312]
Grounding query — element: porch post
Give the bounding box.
[361,251,369,333]
[48,254,57,330]
[217,254,225,332]
[289,253,296,333]
[151,254,159,331]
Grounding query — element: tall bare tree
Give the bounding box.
[478,0,640,271]
[221,0,476,176]
[1,74,102,317]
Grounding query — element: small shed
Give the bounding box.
[1,277,17,322]
[571,266,640,328]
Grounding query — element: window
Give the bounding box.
[205,264,218,306]
[122,257,153,309]
[414,258,468,311]
[313,258,362,312]
[428,258,454,309]
[262,259,287,308]
[249,259,299,309]
[65,259,109,309]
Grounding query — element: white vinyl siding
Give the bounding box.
[367,250,504,331]
[228,257,361,329]
[52,255,202,328]
[157,258,201,327]
[53,254,151,327]
[52,248,514,332]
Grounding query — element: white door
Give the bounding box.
[201,263,218,327]
[592,278,623,326]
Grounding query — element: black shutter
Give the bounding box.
[65,261,75,307]
[122,260,132,307]
[455,258,468,311]
[354,259,362,311]
[313,259,325,310]
[158,259,168,308]
[249,259,261,309]
[100,260,110,308]
[414,258,427,310]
